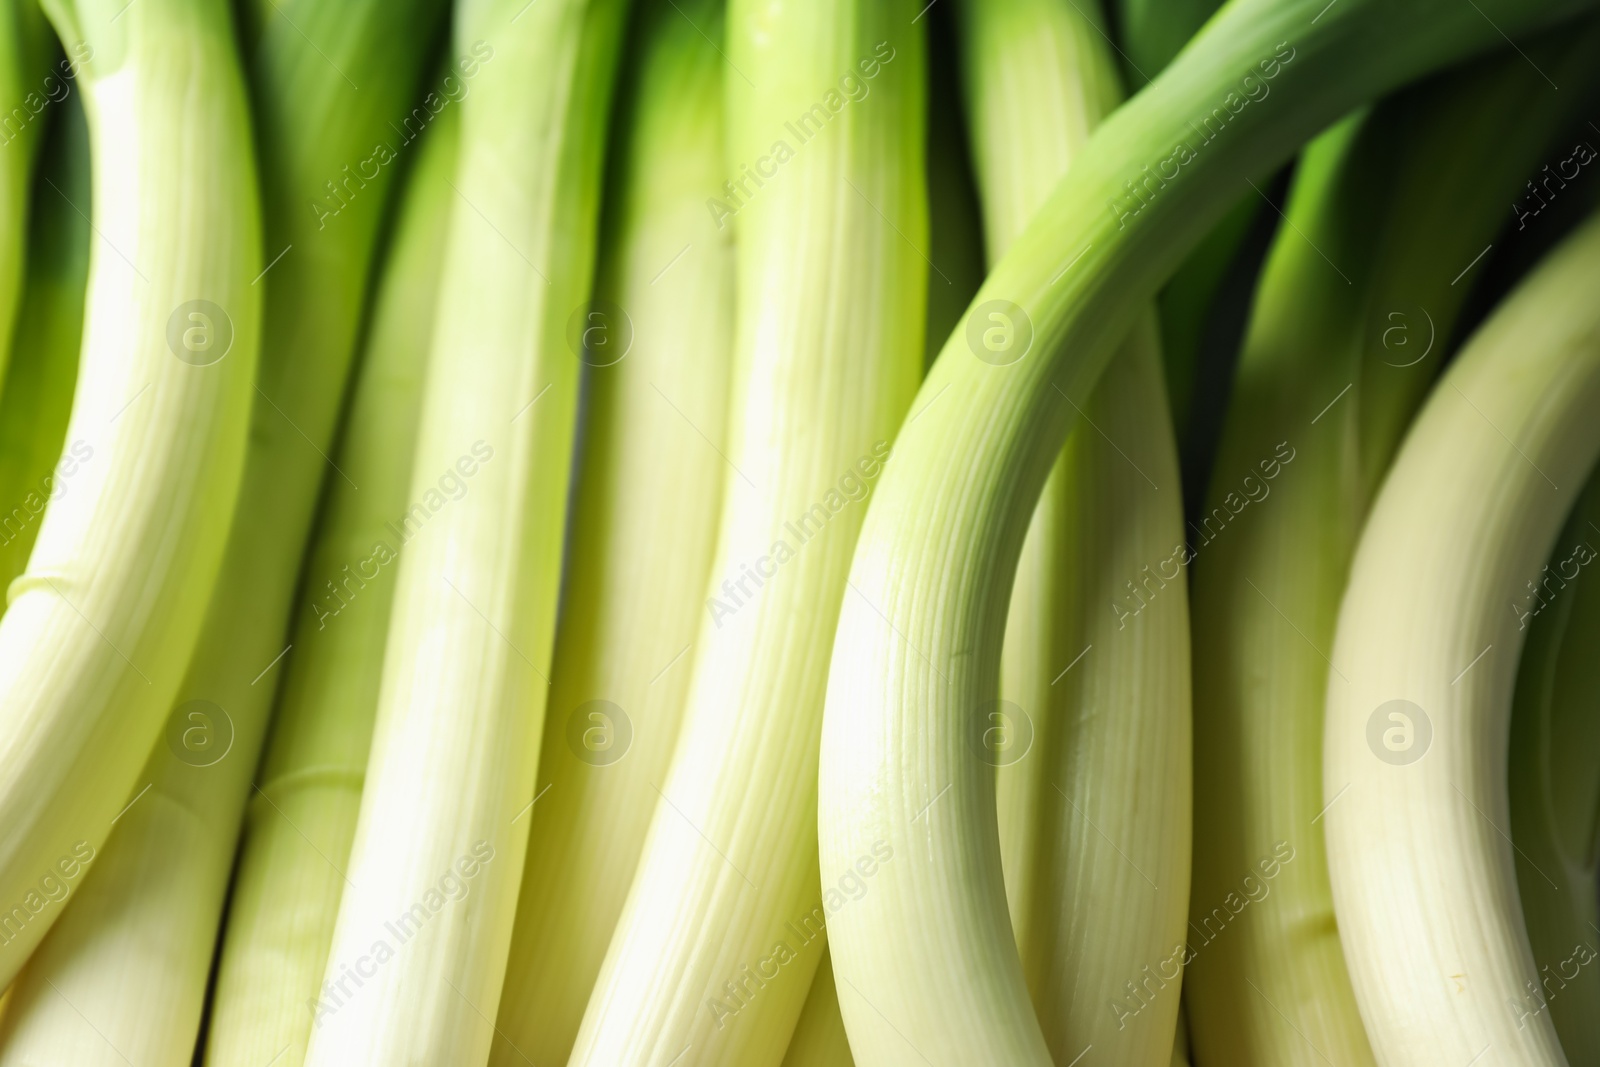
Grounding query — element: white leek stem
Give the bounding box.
[489,1,734,1062]
[815,0,1594,1061]
[204,108,457,1067]
[1323,208,1600,1066]
[956,0,1190,1062]
[0,5,448,1061]
[0,0,261,989]
[567,0,926,1062]
[302,2,626,1061]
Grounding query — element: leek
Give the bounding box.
[204,107,457,1067]
[488,2,735,1062]
[815,0,1600,1060]
[1323,206,1600,1065]
[1185,31,1600,1066]
[0,4,446,1062]
[1510,472,1600,1061]
[567,1,926,1063]
[0,0,261,987]
[301,1,627,1060]
[0,92,87,589]
[955,0,1191,1062]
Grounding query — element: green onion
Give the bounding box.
[1184,29,1600,1065]
[0,3,447,1061]
[301,2,628,1060]
[488,2,734,1063]
[1510,471,1600,1060]
[0,92,88,589]
[566,1,926,1063]
[1323,206,1600,1066]
[954,0,1191,1062]
[204,106,457,1067]
[0,0,261,989]
[815,0,1600,1060]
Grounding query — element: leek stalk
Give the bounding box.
[204,107,458,1067]
[955,0,1191,1062]
[0,4,447,1062]
[489,1,735,1062]
[302,1,627,1060]
[1185,32,1600,1067]
[815,0,1599,1060]
[0,92,88,589]
[567,1,927,1063]
[0,0,261,988]
[1323,207,1600,1066]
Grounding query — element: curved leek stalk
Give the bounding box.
[782,950,856,1067]
[1510,473,1600,1060]
[1323,208,1600,1065]
[302,3,627,1062]
[957,0,1191,1062]
[203,108,457,1067]
[814,0,1600,1060]
[0,5,446,1063]
[0,93,88,589]
[0,0,56,395]
[1184,33,1600,1067]
[488,4,734,1064]
[567,1,926,1063]
[0,0,261,988]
